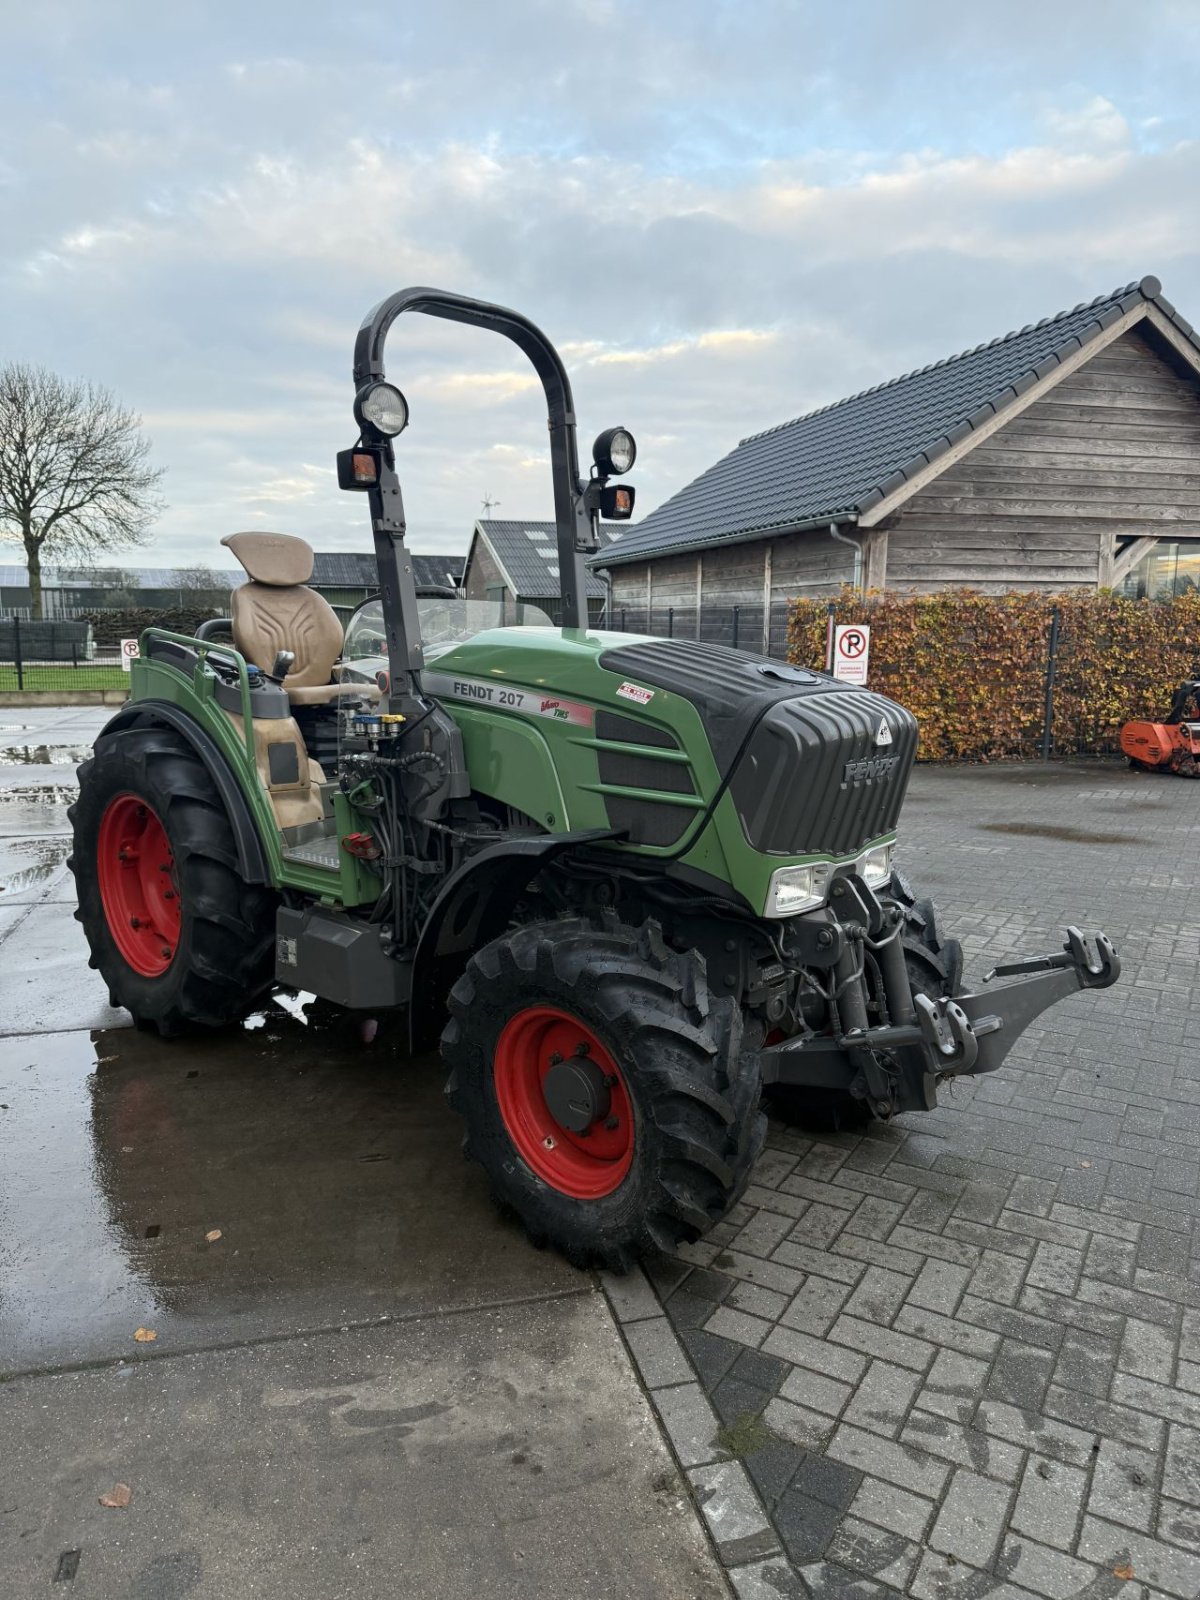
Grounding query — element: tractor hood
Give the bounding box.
[427,628,917,865]
[597,638,919,858]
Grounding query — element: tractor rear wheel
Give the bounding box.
[764,872,963,1133]
[70,727,277,1035]
[441,917,767,1270]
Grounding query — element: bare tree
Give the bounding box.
[0,363,165,618]
[174,565,232,607]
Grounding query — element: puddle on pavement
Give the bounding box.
[978,821,1138,845]
[0,743,91,767]
[0,836,70,894]
[0,784,76,839]
[0,1001,576,1375]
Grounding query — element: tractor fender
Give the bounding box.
[409,827,618,1051]
[94,698,272,885]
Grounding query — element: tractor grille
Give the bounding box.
[730,691,918,857]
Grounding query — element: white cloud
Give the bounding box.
[2,1,1198,566]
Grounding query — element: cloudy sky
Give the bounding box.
[2,0,1198,569]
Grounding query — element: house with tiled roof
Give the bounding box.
[463,520,620,626]
[308,550,464,614]
[595,276,1200,654]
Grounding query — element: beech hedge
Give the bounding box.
[787,587,1200,762]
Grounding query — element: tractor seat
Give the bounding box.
[221,531,378,707]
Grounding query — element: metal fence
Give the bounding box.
[606,601,792,658]
[0,615,127,695]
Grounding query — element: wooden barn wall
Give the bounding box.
[887,329,1200,592]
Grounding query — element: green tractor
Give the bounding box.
[71,288,1120,1269]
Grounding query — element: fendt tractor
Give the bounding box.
[71,289,1120,1268]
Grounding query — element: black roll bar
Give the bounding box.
[353,289,595,672]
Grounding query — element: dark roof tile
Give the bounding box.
[477,520,617,599]
[598,276,1192,568]
[311,551,464,590]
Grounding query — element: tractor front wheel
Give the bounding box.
[441,917,766,1270]
[70,727,277,1035]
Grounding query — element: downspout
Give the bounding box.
[829,522,863,591]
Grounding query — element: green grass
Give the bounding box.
[0,664,129,691]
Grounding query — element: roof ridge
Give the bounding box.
[739,275,1162,446]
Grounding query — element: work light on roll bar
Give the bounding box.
[354,380,409,438]
[593,426,636,477]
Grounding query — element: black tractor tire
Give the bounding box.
[890,871,965,1000]
[441,916,767,1271]
[764,871,963,1133]
[69,726,277,1035]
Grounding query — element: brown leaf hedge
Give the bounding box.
[787,588,1200,762]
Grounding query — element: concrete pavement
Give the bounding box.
[0,705,729,1599]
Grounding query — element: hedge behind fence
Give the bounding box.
[787,588,1200,762]
[71,606,222,647]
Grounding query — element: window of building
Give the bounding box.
[1118,539,1200,599]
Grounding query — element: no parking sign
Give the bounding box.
[120,638,141,672]
[832,623,870,685]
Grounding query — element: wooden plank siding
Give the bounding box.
[887,329,1200,591]
[610,536,855,609]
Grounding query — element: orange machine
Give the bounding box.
[1119,680,1200,777]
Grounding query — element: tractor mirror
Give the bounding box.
[337,446,384,491]
[599,484,636,520]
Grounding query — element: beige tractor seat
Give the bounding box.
[221,531,380,707]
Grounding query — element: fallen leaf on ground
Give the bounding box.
[99,1483,131,1509]
[1080,1160,1092,1168]
[1113,1564,1135,1581]
[205,1229,222,1243]
[133,1328,156,1343]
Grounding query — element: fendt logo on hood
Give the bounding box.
[843,754,899,785]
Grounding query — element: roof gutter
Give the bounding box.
[591,512,861,570]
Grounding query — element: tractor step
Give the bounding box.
[281,834,343,871]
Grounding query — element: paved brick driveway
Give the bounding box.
[604,757,1200,1600]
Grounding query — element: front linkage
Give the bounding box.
[761,872,1120,1118]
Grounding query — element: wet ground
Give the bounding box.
[0,705,727,1599]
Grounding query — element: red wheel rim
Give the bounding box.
[494,1006,634,1199]
[97,794,181,978]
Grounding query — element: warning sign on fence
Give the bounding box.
[832,624,870,685]
[120,638,141,672]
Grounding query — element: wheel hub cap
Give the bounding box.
[543,1055,612,1134]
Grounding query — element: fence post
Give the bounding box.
[668,606,674,638]
[732,606,740,650]
[72,642,78,670]
[620,608,627,631]
[1040,605,1061,760]
[13,615,23,691]
[824,601,836,671]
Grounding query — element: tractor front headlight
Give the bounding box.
[765,862,831,918]
[859,842,893,887]
[355,381,409,438]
